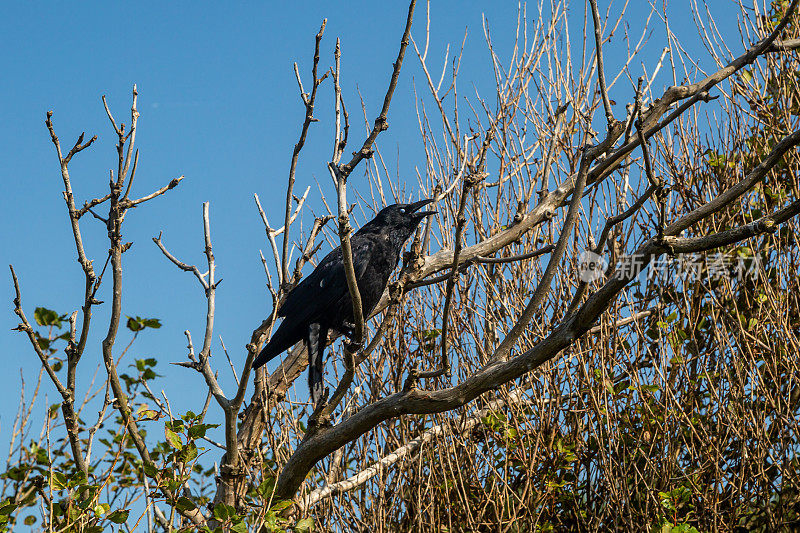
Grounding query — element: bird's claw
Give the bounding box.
[308,387,332,427]
[341,321,356,338]
[344,338,363,353]
[340,322,363,351]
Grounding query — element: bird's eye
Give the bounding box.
[399,208,406,214]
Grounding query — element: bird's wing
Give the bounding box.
[277,237,373,326]
[277,247,344,323]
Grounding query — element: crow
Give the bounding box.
[253,199,436,404]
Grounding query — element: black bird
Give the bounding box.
[253,199,437,404]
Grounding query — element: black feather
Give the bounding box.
[252,200,436,404]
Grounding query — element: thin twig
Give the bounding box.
[589,0,615,127]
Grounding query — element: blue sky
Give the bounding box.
[1,1,741,454]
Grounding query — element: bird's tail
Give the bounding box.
[253,319,304,369]
[307,323,328,405]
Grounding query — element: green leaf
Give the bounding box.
[34,333,51,350]
[70,470,87,487]
[126,316,161,331]
[258,477,276,498]
[295,518,314,533]
[188,424,206,439]
[652,516,674,533]
[35,445,51,465]
[179,441,198,462]
[658,491,676,511]
[165,419,185,431]
[94,503,109,517]
[51,471,68,491]
[176,496,196,512]
[0,504,17,516]
[188,423,218,439]
[421,328,441,339]
[23,515,36,526]
[136,404,161,421]
[270,500,293,512]
[230,523,248,533]
[107,509,130,524]
[5,466,28,481]
[213,503,234,521]
[143,463,158,478]
[67,505,83,522]
[34,307,62,327]
[165,426,183,449]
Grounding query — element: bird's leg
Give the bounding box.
[403,365,421,391]
[308,388,331,428]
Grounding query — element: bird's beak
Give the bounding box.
[410,198,437,218]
